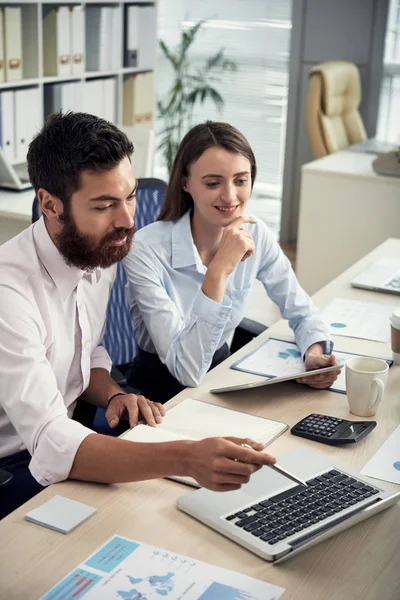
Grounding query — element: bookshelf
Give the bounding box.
[0,0,157,167]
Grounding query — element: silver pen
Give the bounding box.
[241,444,307,487]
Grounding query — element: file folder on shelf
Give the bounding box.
[71,6,84,76]
[0,91,15,162]
[86,6,112,72]
[14,88,42,162]
[110,7,122,70]
[0,10,4,83]
[102,78,117,122]
[43,6,71,77]
[4,7,23,81]
[138,6,157,70]
[44,82,83,117]
[123,72,154,128]
[124,5,139,67]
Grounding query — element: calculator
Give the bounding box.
[291,413,377,446]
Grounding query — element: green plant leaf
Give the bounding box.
[157,18,237,173]
[159,39,179,69]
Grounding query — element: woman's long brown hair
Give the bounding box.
[158,121,257,222]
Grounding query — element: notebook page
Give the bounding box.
[155,398,287,445]
[122,424,193,443]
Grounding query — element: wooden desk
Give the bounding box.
[1,239,399,600]
[296,150,400,295]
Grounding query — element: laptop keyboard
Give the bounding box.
[225,469,380,545]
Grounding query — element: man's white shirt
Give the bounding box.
[0,217,116,485]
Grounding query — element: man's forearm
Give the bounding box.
[80,368,123,409]
[69,433,190,483]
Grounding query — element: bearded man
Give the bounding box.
[0,112,275,518]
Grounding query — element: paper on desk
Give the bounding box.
[361,425,400,485]
[321,298,397,342]
[41,535,285,600]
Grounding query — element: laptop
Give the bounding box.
[348,139,397,155]
[177,447,400,562]
[0,146,32,191]
[351,257,400,295]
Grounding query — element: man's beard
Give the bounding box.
[56,212,134,271]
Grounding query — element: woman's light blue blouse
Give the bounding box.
[123,210,331,386]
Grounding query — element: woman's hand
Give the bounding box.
[209,215,256,277]
[297,343,341,389]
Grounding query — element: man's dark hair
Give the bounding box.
[27,112,134,210]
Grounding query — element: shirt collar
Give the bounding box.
[33,217,101,300]
[171,210,204,272]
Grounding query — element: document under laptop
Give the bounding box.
[178,447,400,562]
[351,257,400,295]
[0,146,32,191]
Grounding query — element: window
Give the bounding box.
[377,0,400,144]
[155,0,293,237]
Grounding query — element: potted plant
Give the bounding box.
[157,20,237,174]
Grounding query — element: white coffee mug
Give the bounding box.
[345,357,388,417]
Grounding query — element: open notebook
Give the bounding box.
[122,398,288,487]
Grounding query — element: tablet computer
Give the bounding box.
[210,363,342,393]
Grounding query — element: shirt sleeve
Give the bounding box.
[255,223,331,357]
[0,285,94,486]
[124,242,232,386]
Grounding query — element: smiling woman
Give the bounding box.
[122,121,339,403]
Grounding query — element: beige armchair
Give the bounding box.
[306,61,367,158]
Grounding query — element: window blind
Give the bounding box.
[155,0,293,236]
[377,0,400,144]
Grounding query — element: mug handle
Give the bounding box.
[369,378,385,414]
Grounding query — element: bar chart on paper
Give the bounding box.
[40,568,102,599]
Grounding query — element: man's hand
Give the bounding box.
[297,343,341,389]
[184,437,276,492]
[106,393,166,429]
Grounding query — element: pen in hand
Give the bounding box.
[241,443,307,487]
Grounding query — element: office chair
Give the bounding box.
[306,61,367,158]
[102,178,167,373]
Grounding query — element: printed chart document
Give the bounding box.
[361,425,400,485]
[321,298,398,343]
[41,535,285,600]
[230,338,391,394]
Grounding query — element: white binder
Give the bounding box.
[83,80,103,118]
[71,6,84,76]
[44,82,83,115]
[102,78,117,122]
[86,6,111,72]
[125,5,139,67]
[4,7,23,81]
[14,88,42,162]
[0,9,4,83]
[0,91,15,162]
[111,7,122,70]
[43,6,72,77]
[138,6,157,70]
